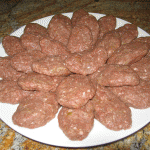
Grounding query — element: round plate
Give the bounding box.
[0,12,150,148]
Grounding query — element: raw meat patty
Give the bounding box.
[48,14,72,46]
[98,15,116,39]
[12,92,59,128]
[2,35,25,56]
[67,24,93,53]
[96,64,140,86]
[92,85,132,130]
[58,101,94,140]
[11,50,46,73]
[56,74,96,108]
[0,80,32,104]
[32,56,71,76]
[130,56,150,81]
[0,56,24,81]
[107,41,149,65]
[109,80,150,109]
[65,46,107,75]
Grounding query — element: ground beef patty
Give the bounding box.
[130,56,150,82]
[58,101,94,141]
[116,24,138,45]
[96,30,121,58]
[18,72,64,92]
[76,14,99,45]
[67,24,93,53]
[40,38,70,59]
[24,23,49,38]
[71,9,89,27]
[32,56,71,76]
[48,14,72,46]
[98,15,116,39]
[92,85,132,131]
[12,92,59,129]
[0,80,32,104]
[2,35,25,56]
[0,56,24,81]
[11,50,46,73]
[56,74,96,109]
[88,65,106,88]
[107,41,149,65]
[96,64,140,86]
[109,80,150,109]
[65,46,107,75]
[21,33,42,51]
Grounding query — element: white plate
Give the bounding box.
[0,12,150,148]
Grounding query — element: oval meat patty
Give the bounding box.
[71,9,89,27]
[58,101,94,141]
[96,30,121,58]
[109,80,150,109]
[21,33,42,51]
[32,56,71,76]
[130,56,150,82]
[92,85,132,131]
[96,64,140,86]
[48,14,72,46]
[0,80,32,104]
[2,35,25,56]
[67,24,93,53]
[11,50,46,73]
[0,56,24,81]
[98,15,116,39]
[76,14,99,45]
[107,41,149,65]
[24,23,49,38]
[65,46,107,75]
[116,24,138,45]
[40,38,70,59]
[12,92,59,129]
[18,72,64,92]
[56,74,96,109]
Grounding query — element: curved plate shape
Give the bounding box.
[0,12,150,148]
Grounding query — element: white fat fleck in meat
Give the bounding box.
[79,130,84,135]
[82,92,86,97]
[87,89,91,92]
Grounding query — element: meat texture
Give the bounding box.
[24,23,49,38]
[116,24,138,45]
[130,56,150,82]
[0,80,32,104]
[12,92,59,128]
[98,15,116,39]
[40,38,70,59]
[96,65,140,86]
[11,50,46,73]
[18,72,64,92]
[32,56,71,76]
[48,14,72,46]
[56,74,96,108]
[109,80,150,109]
[58,101,94,140]
[67,24,93,53]
[65,46,107,75]
[2,35,25,56]
[0,56,24,81]
[96,30,121,58]
[71,9,89,27]
[92,85,132,130]
[76,14,99,45]
[107,41,149,65]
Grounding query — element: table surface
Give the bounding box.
[0,0,150,149]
